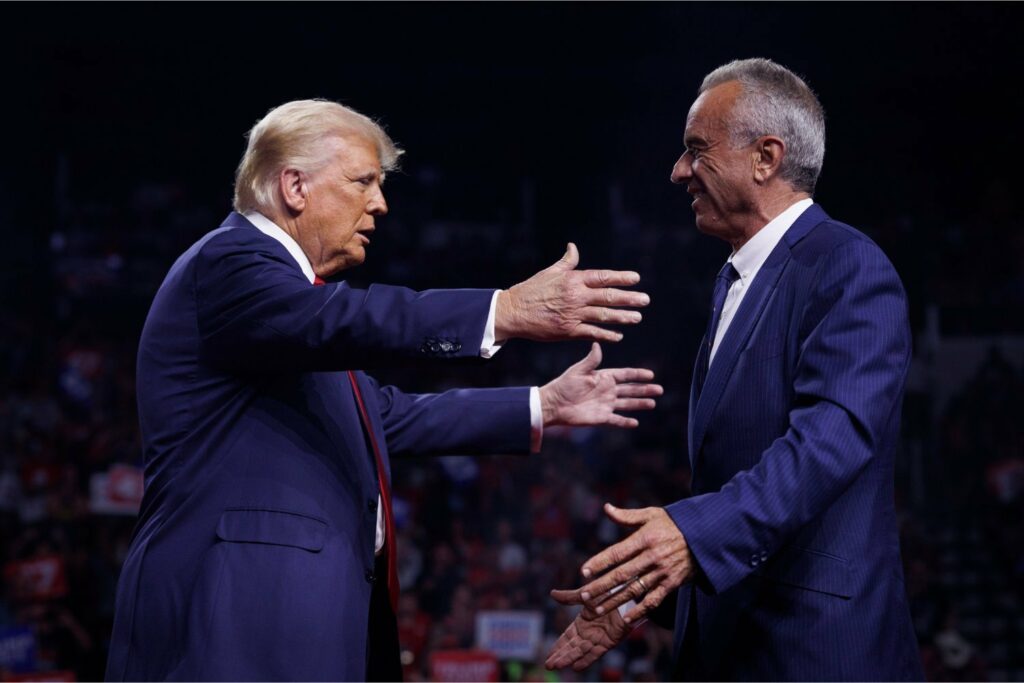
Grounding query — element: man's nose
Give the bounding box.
[368,189,388,216]
[670,154,692,184]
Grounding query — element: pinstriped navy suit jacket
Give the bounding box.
[105,213,531,681]
[664,204,924,680]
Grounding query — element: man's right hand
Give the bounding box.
[495,243,649,343]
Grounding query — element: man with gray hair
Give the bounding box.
[547,59,923,679]
[105,98,662,681]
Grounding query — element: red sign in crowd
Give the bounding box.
[428,650,499,682]
[2,556,69,603]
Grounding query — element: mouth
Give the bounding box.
[357,227,375,245]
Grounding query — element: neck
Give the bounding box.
[263,207,303,245]
[727,189,811,251]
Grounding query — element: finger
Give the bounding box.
[580,533,646,582]
[578,306,643,325]
[574,636,611,671]
[577,641,612,670]
[572,324,624,343]
[581,270,641,287]
[622,584,671,625]
[606,414,640,429]
[609,367,656,383]
[603,503,654,528]
[593,568,660,615]
[575,342,602,372]
[614,398,657,411]
[546,631,576,668]
[615,383,664,398]
[585,287,650,308]
[545,625,580,669]
[550,242,579,272]
[585,559,655,613]
[550,588,584,605]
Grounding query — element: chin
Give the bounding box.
[693,214,714,234]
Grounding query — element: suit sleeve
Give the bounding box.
[666,238,911,595]
[193,231,494,372]
[366,377,533,457]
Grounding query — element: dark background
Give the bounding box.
[1,4,1022,681]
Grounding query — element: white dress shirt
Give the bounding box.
[243,211,542,553]
[709,198,813,367]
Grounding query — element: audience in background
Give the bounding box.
[2,176,1023,681]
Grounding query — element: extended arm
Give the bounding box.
[374,343,663,458]
[195,234,649,372]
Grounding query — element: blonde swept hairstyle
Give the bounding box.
[233,99,404,214]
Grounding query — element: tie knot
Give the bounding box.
[313,276,326,286]
[716,262,739,285]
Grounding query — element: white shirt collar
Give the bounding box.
[728,198,814,283]
[242,210,316,284]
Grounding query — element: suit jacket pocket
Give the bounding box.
[762,546,852,599]
[216,508,327,552]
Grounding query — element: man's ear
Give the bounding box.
[753,135,785,184]
[279,168,308,214]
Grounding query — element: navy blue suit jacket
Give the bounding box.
[105,213,531,681]
[664,205,923,680]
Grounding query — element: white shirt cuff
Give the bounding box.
[529,387,543,453]
[480,290,505,359]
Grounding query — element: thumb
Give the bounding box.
[549,588,583,605]
[604,502,649,528]
[576,342,602,372]
[551,242,579,271]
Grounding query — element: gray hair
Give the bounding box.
[233,99,404,214]
[700,58,825,194]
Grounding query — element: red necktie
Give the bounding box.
[314,276,400,612]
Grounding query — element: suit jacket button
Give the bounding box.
[365,569,376,584]
[453,342,462,352]
[429,342,440,354]
[368,499,378,512]
[761,551,769,562]
[749,555,759,568]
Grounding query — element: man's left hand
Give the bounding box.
[539,343,662,429]
[545,600,630,672]
[551,503,693,624]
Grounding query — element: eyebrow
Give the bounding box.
[684,135,707,149]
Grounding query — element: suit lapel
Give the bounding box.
[688,204,828,468]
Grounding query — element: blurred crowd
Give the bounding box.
[2,173,1023,681]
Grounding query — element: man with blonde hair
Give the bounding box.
[105,98,661,681]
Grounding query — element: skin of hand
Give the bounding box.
[539,343,663,429]
[494,243,650,344]
[544,600,630,672]
[551,503,694,625]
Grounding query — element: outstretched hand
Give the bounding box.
[539,343,662,429]
[545,600,630,672]
[551,503,693,625]
[495,243,650,344]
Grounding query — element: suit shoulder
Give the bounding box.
[794,216,893,271]
[194,223,282,261]
[191,223,302,281]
